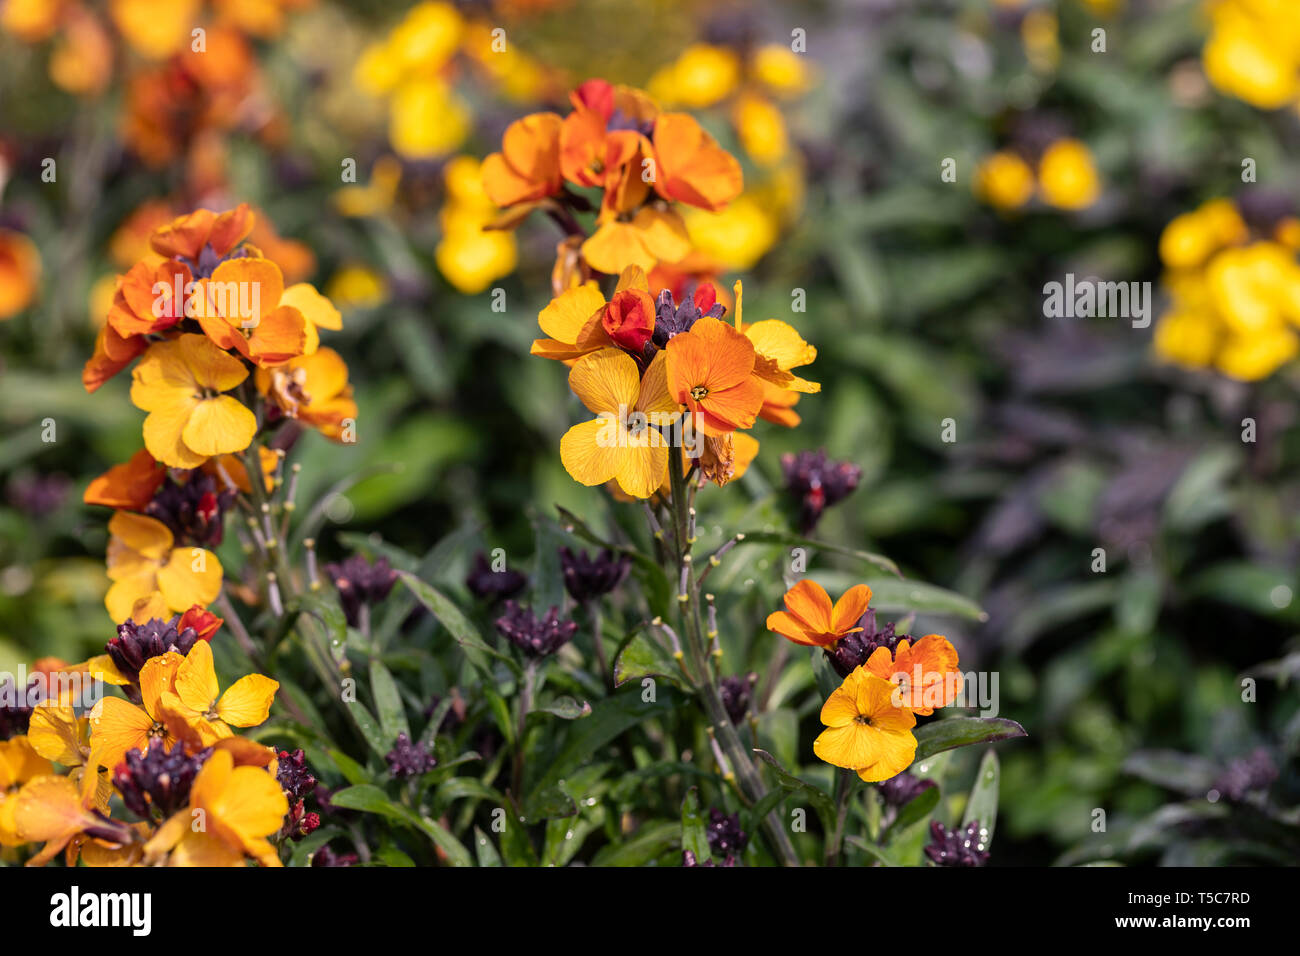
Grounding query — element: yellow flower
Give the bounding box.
[1203,1,1300,110]
[732,93,789,167]
[130,333,257,468]
[144,748,287,866]
[0,736,54,846]
[86,652,183,774]
[437,155,518,293]
[326,264,388,310]
[1037,139,1101,210]
[813,667,917,783]
[975,152,1035,210]
[27,702,111,808]
[159,639,278,748]
[104,511,223,624]
[560,349,681,499]
[1159,199,1248,270]
[752,44,813,97]
[682,197,778,271]
[648,44,740,108]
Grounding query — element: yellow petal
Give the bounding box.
[86,697,152,772]
[27,704,84,766]
[108,511,173,559]
[156,547,223,615]
[137,652,183,720]
[171,639,219,714]
[559,418,623,487]
[614,444,668,499]
[216,675,278,727]
[180,395,257,459]
[281,282,343,331]
[568,348,641,415]
[538,282,605,343]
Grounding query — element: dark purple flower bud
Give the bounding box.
[282,799,321,841]
[495,601,578,658]
[682,849,738,867]
[0,675,40,739]
[1213,748,1278,802]
[276,749,317,802]
[924,819,990,867]
[311,844,359,867]
[145,471,234,548]
[465,551,528,604]
[113,739,210,820]
[385,732,437,779]
[106,616,201,686]
[718,674,755,726]
[877,771,936,808]
[652,286,726,348]
[824,608,901,678]
[559,547,630,603]
[706,808,748,856]
[781,449,861,534]
[325,554,398,628]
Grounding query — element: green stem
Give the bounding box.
[665,443,800,866]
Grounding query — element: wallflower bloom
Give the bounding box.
[1037,139,1101,210]
[481,112,564,207]
[27,702,109,807]
[0,228,41,320]
[975,151,1035,210]
[130,334,257,468]
[531,280,617,362]
[144,747,287,866]
[0,736,53,847]
[255,347,358,441]
[104,511,223,623]
[159,640,278,748]
[766,580,872,648]
[652,113,744,213]
[865,635,962,716]
[560,349,680,498]
[665,316,764,435]
[86,652,184,773]
[813,667,917,782]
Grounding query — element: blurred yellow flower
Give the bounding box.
[1203,0,1300,110]
[1037,139,1101,210]
[975,151,1035,210]
[682,196,778,271]
[437,156,517,293]
[648,44,741,108]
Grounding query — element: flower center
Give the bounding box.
[854,714,873,726]
[148,721,166,738]
[690,385,709,401]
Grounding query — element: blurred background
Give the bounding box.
[1,0,1298,864]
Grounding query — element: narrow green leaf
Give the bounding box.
[680,788,710,863]
[961,749,1000,849]
[913,717,1027,762]
[369,659,410,747]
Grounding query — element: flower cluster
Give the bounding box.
[975,138,1101,212]
[767,580,962,782]
[1201,0,1300,111]
[1154,196,1300,381]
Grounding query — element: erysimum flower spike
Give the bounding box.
[129,333,257,468]
[560,349,680,499]
[813,667,917,783]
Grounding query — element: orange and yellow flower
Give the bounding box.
[664,316,764,436]
[865,634,962,716]
[86,652,184,772]
[560,349,680,499]
[766,580,872,648]
[813,667,917,782]
[159,640,278,748]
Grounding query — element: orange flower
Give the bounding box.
[664,316,764,435]
[83,321,148,392]
[766,580,872,648]
[602,287,657,352]
[482,112,564,207]
[83,448,167,511]
[105,257,193,337]
[86,652,184,773]
[865,635,962,716]
[0,228,41,320]
[652,113,743,212]
[192,257,308,367]
[150,204,255,263]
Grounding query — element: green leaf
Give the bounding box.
[680,788,710,863]
[329,784,473,866]
[912,717,1027,762]
[396,570,520,678]
[590,820,681,866]
[535,696,592,720]
[531,691,675,795]
[733,530,900,578]
[287,827,338,866]
[890,782,940,834]
[473,827,503,867]
[845,834,898,866]
[613,631,681,687]
[961,749,1000,849]
[369,660,410,747]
